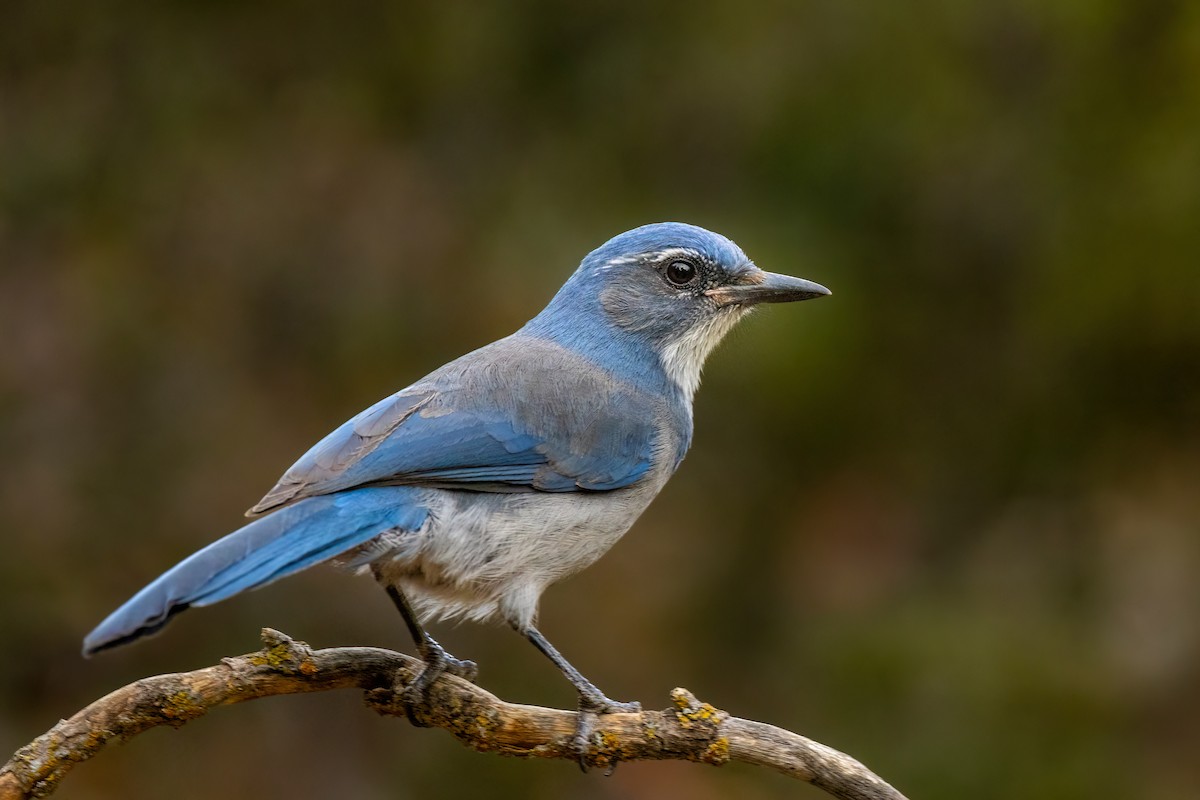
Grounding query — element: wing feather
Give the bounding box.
[247,339,664,515]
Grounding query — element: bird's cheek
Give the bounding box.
[598,284,673,333]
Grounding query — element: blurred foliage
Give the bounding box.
[2,1,1199,798]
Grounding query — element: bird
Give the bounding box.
[83,221,829,749]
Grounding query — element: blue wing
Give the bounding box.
[248,339,666,515]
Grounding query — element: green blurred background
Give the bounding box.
[3,2,1199,798]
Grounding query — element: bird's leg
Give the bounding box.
[519,624,640,769]
[373,573,477,719]
[382,582,479,684]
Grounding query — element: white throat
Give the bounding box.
[659,307,751,406]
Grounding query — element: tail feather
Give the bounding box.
[83,487,429,656]
[192,518,396,606]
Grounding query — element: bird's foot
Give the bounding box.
[401,639,478,726]
[437,650,480,683]
[573,689,641,774]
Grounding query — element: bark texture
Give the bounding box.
[0,629,907,800]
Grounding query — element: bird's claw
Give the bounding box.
[400,641,478,726]
[417,637,479,685]
[444,655,479,683]
[573,693,641,773]
[581,695,641,716]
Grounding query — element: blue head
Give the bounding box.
[523,222,830,399]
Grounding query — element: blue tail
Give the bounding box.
[83,487,429,656]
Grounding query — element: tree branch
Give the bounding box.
[0,629,907,800]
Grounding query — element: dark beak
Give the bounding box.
[706,271,831,307]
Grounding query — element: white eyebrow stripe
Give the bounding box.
[651,247,704,262]
[601,247,705,271]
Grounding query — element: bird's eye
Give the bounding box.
[664,260,698,288]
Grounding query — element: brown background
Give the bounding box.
[2,2,1199,798]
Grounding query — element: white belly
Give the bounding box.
[366,480,664,629]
